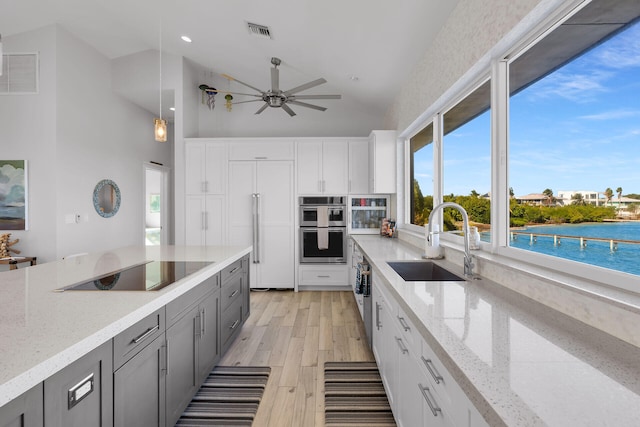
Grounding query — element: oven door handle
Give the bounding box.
[253,193,261,264]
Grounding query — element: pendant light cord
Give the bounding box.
[159,20,162,121]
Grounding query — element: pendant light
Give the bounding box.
[154,21,167,142]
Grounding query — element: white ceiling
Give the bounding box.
[1,0,460,127]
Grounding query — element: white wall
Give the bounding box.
[384,0,544,132]
[0,27,58,264]
[0,25,173,264]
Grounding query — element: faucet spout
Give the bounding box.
[427,202,474,278]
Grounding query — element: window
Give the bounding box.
[410,123,434,226]
[508,0,640,277]
[443,80,491,239]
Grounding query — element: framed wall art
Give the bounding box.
[0,160,27,230]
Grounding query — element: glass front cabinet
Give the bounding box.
[348,195,390,234]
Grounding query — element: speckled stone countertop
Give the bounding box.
[0,245,251,408]
[352,235,640,427]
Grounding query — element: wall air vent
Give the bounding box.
[247,22,273,39]
[0,53,38,94]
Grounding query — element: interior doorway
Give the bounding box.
[144,163,170,246]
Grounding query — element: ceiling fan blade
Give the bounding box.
[222,73,264,94]
[271,67,279,92]
[255,103,269,114]
[290,94,341,100]
[288,100,327,111]
[281,103,297,117]
[233,99,263,105]
[224,91,263,97]
[283,78,327,96]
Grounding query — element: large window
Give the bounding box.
[410,123,434,225]
[508,1,640,276]
[443,80,491,238]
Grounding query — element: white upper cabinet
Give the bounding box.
[297,139,348,195]
[369,130,397,193]
[322,140,349,194]
[228,140,294,161]
[348,139,369,194]
[185,141,227,195]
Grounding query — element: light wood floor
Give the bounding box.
[219,290,375,427]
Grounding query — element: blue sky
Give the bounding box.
[414,20,640,198]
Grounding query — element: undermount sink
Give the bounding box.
[387,261,465,282]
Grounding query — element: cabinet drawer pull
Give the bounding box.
[397,315,410,332]
[419,383,442,416]
[421,356,443,384]
[132,325,160,344]
[375,302,381,330]
[201,308,206,336]
[395,337,408,354]
[317,275,330,278]
[229,289,239,298]
[229,319,240,330]
[229,266,240,275]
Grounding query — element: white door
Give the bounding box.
[144,163,170,245]
[256,161,294,288]
[228,160,294,289]
[228,161,256,250]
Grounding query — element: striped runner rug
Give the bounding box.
[324,361,396,426]
[175,365,270,426]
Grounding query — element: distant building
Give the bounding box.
[515,193,550,206]
[556,190,604,206]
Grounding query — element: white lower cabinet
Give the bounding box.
[372,278,398,410]
[298,264,349,290]
[185,195,225,246]
[372,279,487,427]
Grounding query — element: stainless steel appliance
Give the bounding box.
[354,257,372,348]
[299,196,347,264]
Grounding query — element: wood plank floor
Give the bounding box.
[219,290,375,427]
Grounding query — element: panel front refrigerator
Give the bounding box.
[348,195,390,234]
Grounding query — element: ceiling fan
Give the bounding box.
[221,57,341,116]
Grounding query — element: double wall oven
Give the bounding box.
[299,196,347,264]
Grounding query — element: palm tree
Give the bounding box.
[542,188,554,206]
[616,186,623,203]
[604,187,613,206]
[571,193,585,205]
[509,187,515,198]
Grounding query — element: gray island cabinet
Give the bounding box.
[0,246,251,427]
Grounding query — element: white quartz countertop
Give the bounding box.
[0,245,251,408]
[351,235,640,427]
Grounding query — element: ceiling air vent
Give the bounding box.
[247,22,273,39]
[0,53,38,94]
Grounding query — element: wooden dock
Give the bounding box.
[509,231,640,251]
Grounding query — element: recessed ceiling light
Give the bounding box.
[169,107,175,111]
[181,35,192,43]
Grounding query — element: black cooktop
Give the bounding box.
[59,261,214,291]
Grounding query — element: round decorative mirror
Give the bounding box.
[93,179,121,218]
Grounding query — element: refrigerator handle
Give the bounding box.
[253,193,261,263]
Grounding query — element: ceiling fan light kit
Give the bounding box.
[223,57,341,117]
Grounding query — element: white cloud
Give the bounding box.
[579,109,640,121]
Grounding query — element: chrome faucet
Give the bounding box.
[427,202,474,278]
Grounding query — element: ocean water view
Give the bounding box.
[508,222,640,276]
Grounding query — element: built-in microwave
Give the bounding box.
[298,196,347,227]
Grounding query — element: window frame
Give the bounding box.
[400,0,640,295]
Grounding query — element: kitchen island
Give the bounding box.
[0,244,251,415]
[352,234,640,426]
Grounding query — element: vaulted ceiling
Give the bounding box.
[2,0,460,133]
